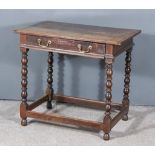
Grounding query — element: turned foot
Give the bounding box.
[47,101,52,109]
[122,114,128,121]
[103,133,110,141]
[21,119,27,126]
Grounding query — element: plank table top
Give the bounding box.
[15,21,141,45]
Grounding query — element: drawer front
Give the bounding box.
[26,35,105,55]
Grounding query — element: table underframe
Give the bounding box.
[20,47,132,140]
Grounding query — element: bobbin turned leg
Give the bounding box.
[20,47,29,126]
[46,52,54,109]
[122,48,132,121]
[103,57,113,140]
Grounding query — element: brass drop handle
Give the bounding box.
[37,38,52,48]
[77,44,92,53]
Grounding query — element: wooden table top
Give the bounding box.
[16,21,141,45]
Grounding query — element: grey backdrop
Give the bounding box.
[0,10,154,106]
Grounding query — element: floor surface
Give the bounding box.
[0,100,154,146]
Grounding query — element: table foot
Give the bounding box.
[21,119,27,126]
[47,101,52,109]
[122,114,128,121]
[103,133,110,141]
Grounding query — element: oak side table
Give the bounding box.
[15,21,141,140]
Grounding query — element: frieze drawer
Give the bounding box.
[26,35,105,56]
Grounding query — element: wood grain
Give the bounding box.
[54,94,122,110]
[15,21,141,45]
[27,95,49,111]
[26,111,104,130]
